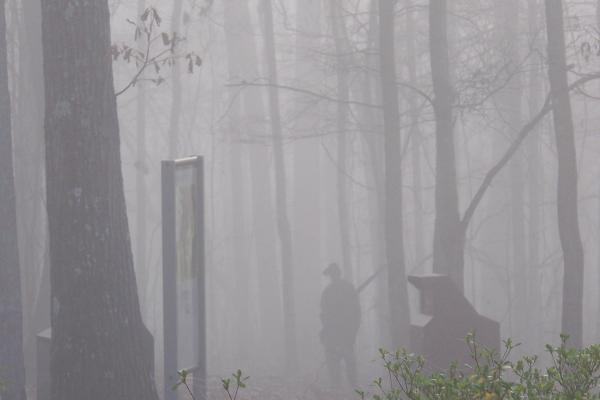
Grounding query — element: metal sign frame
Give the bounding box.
[162,156,206,400]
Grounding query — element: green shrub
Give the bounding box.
[358,334,600,400]
[175,368,248,400]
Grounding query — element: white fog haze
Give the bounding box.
[2,0,600,399]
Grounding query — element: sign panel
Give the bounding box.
[162,156,206,400]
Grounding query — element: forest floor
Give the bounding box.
[204,375,357,400]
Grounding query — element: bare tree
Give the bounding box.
[261,0,299,372]
[429,0,463,291]
[544,0,584,348]
[378,0,410,349]
[328,0,353,281]
[167,0,184,159]
[41,1,159,398]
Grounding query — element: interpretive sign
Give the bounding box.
[409,274,500,372]
[162,156,206,400]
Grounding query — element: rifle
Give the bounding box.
[356,267,384,294]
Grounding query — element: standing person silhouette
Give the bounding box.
[320,263,361,388]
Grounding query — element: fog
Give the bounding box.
[3,0,600,399]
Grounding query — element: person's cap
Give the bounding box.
[323,262,341,277]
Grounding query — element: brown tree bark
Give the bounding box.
[544,0,584,348]
[41,1,159,398]
[0,0,26,397]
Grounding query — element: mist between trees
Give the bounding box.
[2,0,600,399]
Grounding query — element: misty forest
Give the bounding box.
[5,0,600,399]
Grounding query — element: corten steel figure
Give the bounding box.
[320,263,361,388]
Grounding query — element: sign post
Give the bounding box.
[162,156,206,400]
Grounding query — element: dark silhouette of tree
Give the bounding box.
[429,0,463,291]
[378,0,410,349]
[544,0,584,348]
[41,1,159,398]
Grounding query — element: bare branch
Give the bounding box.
[460,72,600,232]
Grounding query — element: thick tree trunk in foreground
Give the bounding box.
[261,0,299,371]
[378,0,410,349]
[0,0,26,397]
[429,0,463,291]
[544,0,584,348]
[41,1,159,398]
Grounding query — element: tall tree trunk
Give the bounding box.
[359,0,388,346]
[41,1,159,398]
[544,0,584,348]
[329,0,352,281]
[429,0,463,291]
[378,0,410,349]
[135,0,148,317]
[292,0,322,370]
[168,0,183,159]
[234,0,280,366]
[261,0,299,371]
[0,0,26,397]
[223,0,251,361]
[405,0,424,267]
[496,0,527,347]
[527,0,543,350]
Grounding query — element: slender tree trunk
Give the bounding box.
[0,0,26,398]
[41,1,159,398]
[495,0,527,346]
[527,0,543,350]
[405,0,424,266]
[135,0,148,317]
[168,0,183,159]
[359,0,388,346]
[261,0,298,371]
[292,0,322,369]
[429,0,463,290]
[544,0,584,348]
[378,0,410,349]
[223,0,251,361]
[329,0,353,281]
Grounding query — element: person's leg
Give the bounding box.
[344,347,358,387]
[325,347,342,389]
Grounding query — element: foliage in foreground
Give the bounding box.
[175,368,249,400]
[358,334,600,400]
